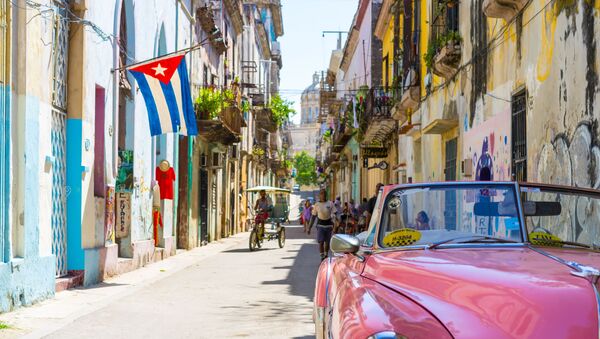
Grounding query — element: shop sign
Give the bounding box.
[362,147,388,158]
[116,192,131,238]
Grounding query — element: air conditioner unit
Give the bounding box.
[211,152,223,168]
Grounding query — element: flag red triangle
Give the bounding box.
[129,54,186,84]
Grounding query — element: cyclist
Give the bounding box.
[254,190,272,239]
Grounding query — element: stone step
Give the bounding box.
[55,271,84,292]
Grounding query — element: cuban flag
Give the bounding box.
[129,52,198,136]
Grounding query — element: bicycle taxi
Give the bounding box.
[246,185,291,251]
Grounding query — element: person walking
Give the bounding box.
[309,189,336,261]
[365,183,384,227]
[302,200,313,233]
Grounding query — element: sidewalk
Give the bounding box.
[0,233,248,339]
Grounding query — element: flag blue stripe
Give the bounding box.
[130,70,163,136]
[160,81,181,132]
[177,60,198,136]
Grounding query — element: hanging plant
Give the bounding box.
[194,86,233,120]
[252,145,265,158]
[424,31,462,69]
[241,99,251,113]
[268,94,296,127]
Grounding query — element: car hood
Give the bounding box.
[362,247,599,339]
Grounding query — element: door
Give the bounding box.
[199,168,209,244]
[51,109,67,277]
[444,138,457,230]
[511,90,527,181]
[51,1,69,277]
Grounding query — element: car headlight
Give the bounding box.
[367,331,407,339]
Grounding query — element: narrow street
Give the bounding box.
[0,195,320,339]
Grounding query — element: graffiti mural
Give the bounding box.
[463,111,511,181]
[105,187,115,244]
[534,122,600,243]
[116,150,134,191]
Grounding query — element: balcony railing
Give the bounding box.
[361,87,397,145]
[197,105,243,145]
[365,88,394,121]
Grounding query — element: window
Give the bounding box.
[203,64,208,86]
[444,138,458,230]
[511,89,527,181]
[430,0,459,44]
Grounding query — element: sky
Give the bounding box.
[279,0,359,125]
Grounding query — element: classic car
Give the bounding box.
[314,181,600,339]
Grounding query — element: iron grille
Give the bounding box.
[444,138,457,230]
[51,109,67,277]
[0,0,7,263]
[51,1,69,111]
[511,90,527,181]
[51,1,69,277]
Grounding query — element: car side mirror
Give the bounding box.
[331,234,360,254]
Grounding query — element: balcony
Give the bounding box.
[332,120,353,154]
[483,0,528,21]
[422,100,459,135]
[432,43,461,80]
[362,88,396,145]
[269,131,280,153]
[196,6,227,55]
[197,106,244,145]
[319,83,340,122]
[254,108,277,132]
[398,113,422,139]
[394,68,420,120]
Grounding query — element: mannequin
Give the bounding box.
[155,160,175,200]
[152,181,162,246]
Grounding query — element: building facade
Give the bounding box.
[0,0,288,313]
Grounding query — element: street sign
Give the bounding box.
[362,147,388,158]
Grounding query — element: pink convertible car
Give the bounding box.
[314,182,600,339]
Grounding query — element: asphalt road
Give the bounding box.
[44,194,320,339]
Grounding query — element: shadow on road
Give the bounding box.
[261,224,320,302]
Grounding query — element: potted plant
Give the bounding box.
[194,87,232,120]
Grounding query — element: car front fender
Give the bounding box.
[329,276,452,339]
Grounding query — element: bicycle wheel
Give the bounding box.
[249,229,258,251]
[278,227,286,248]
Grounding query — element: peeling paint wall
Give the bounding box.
[399,0,600,187]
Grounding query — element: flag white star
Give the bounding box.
[152,63,167,76]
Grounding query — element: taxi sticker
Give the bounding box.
[383,228,422,247]
[529,231,563,247]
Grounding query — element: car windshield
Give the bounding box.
[521,185,600,248]
[378,184,523,248]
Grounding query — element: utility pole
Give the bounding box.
[322,31,348,50]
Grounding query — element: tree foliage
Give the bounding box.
[269,94,296,127]
[293,151,317,186]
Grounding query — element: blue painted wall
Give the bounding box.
[66,119,84,271]
[0,95,55,313]
[0,84,10,263]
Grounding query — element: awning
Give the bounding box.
[246,186,291,194]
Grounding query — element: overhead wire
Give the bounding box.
[424,0,552,98]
